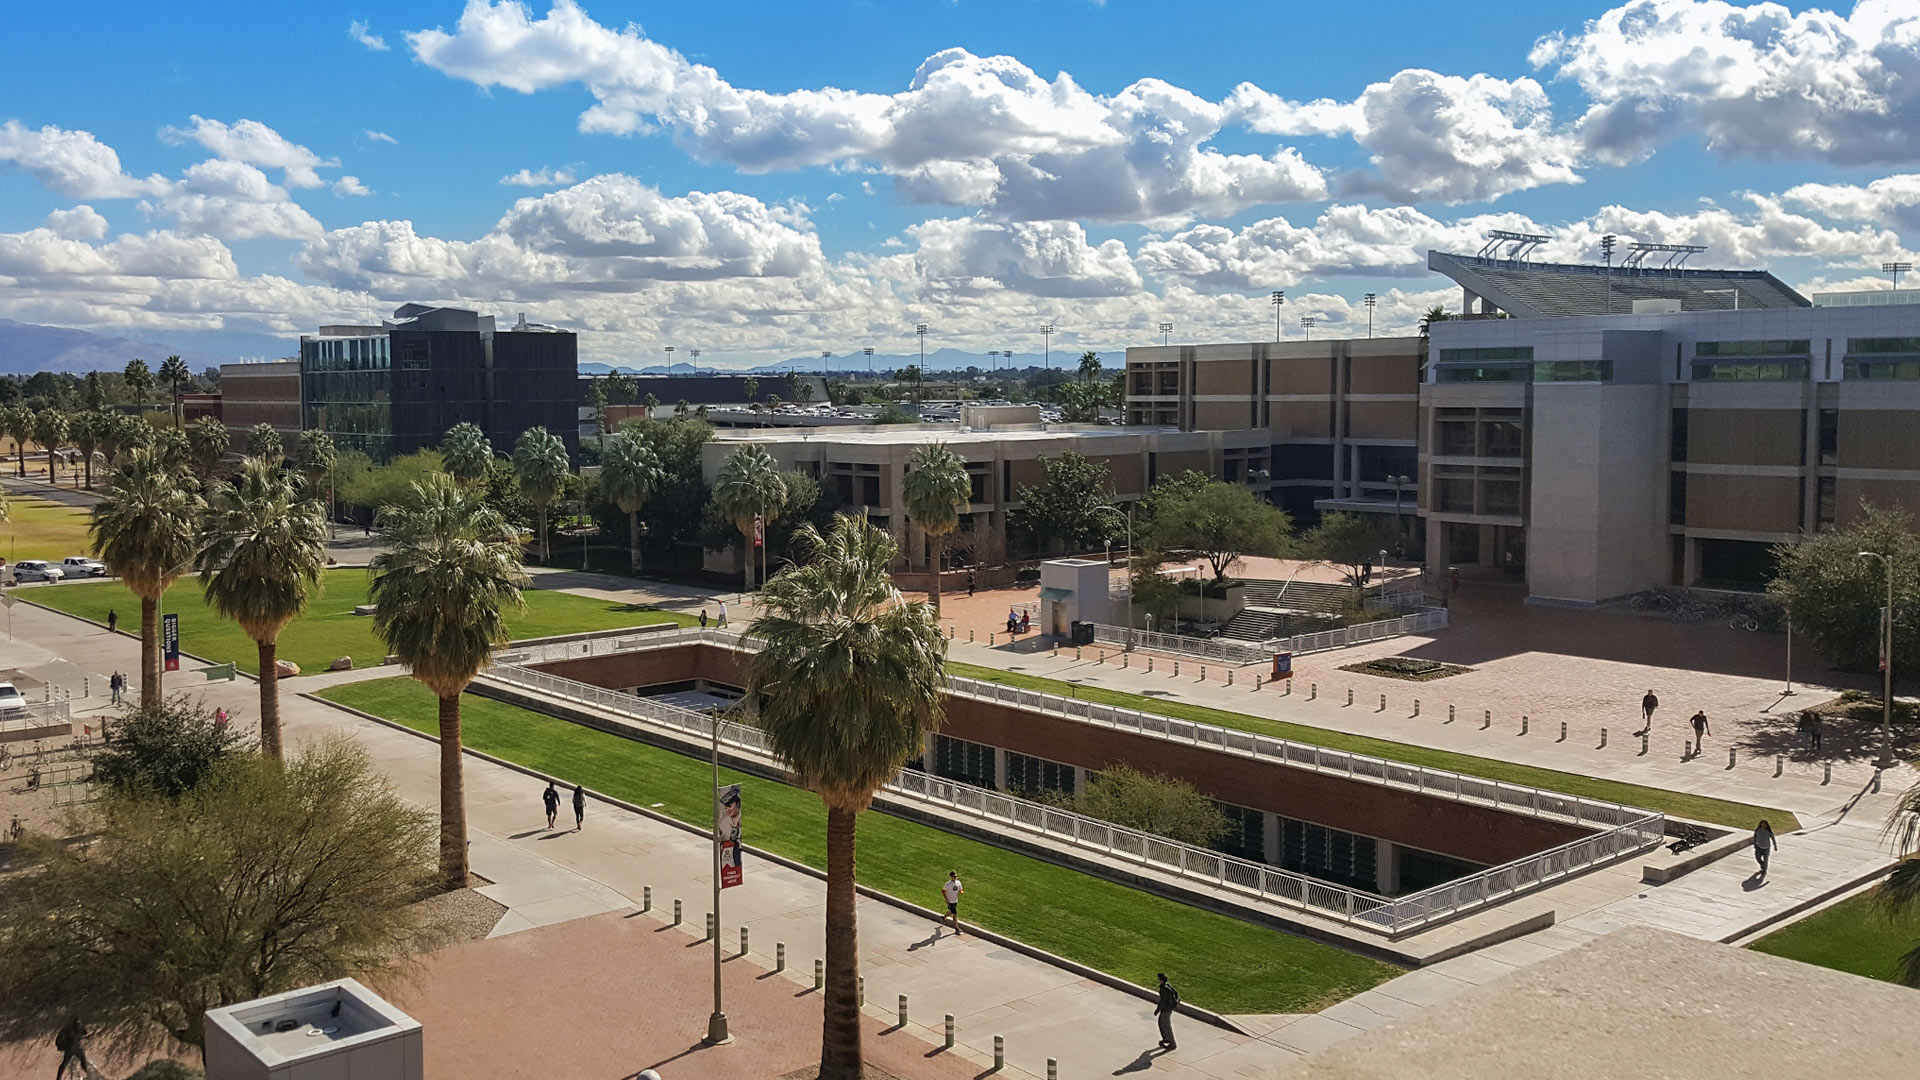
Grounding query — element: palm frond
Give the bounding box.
[195,457,328,642]
[89,448,203,601]
[902,443,971,539]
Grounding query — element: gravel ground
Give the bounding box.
[410,886,506,947]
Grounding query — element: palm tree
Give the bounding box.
[158,355,191,429]
[123,358,154,417]
[1877,785,1920,986]
[1418,306,1452,338]
[1078,350,1102,385]
[369,474,527,891]
[90,448,203,706]
[901,443,972,616]
[747,515,946,1080]
[2,405,33,477]
[196,458,328,761]
[296,429,338,528]
[247,423,283,463]
[68,411,101,489]
[154,428,192,472]
[440,421,493,487]
[600,432,664,572]
[33,409,67,485]
[186,415,231,480]
[711,444,788,591]
[512,427,570,562]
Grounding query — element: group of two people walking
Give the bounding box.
[1638,691,1711,747]
[543,780,586,831]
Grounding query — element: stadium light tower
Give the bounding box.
[664,345,675,365]
[862,346,874,377]
[1270,291,1285,341]
[1363,293,1377,338]
[1158,321,1173,345]
[1040,324,1055,371]
[1300,316,1315,341]
[821,350,832,377]
[1600,234,1617,267]
[1887,261,1913,289]
[689,348,701,362]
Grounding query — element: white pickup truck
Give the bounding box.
[60,556,107,578]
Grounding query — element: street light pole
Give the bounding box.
[1389,474,1410,556]
[1858,550,1897,769]
[706,714,730,1045]
[1364,293,1377,339]
[863,346,874,380]
[915,324,929,403]
[1270,291,1285,342]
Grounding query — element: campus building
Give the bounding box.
[300,305,578,462]
[217,359,302,443]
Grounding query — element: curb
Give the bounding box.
[12,597,256,683]
[1717,859,1903,945]
[300,690,1249,1036]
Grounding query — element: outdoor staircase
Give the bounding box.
[1236,579,1365,614]
[1215,608,1288,642]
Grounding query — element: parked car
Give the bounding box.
[60,556,106,578]
[10,561,65,583]
[0,681,27,719]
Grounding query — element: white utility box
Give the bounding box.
[203,978,422,1080]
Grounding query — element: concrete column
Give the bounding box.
[1462,287,1482,314]
[992,747,1007,790]
[1262,812,1283,866]
[1331,350,1348,500]
[1072,766,1090,795]
[1373,839,1400,895]
[1682,536,1701,587]
[1349,444,1363,499]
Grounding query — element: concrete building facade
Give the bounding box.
[217,360,302,441]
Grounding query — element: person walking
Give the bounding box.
[1154,973,1180,1051]
[1753,819,1778,879]
[941,870,964,935]
[572,784,586,831]
[106,608,117,635]
[214,706,228,726]
[543,781,560,830]
[716,600,728,628]
[1690,709,1710,748]
[1639,690,1658,734]
[108,671,122,706]
[967,568,976,596]
[1805,711,1823,753]
[699,609,709,629]
[54,1014,90,1080]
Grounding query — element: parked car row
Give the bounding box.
[0,556,107,585]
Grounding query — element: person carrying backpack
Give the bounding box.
[1154,973,1180,1051]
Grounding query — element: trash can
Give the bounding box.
[1071,621,1096,645]
[1271,652,1293,680]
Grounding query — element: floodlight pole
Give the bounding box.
[705,713,730,1044]
[1857,551,1897,769]
[1364,293,1377,338]
[1041,324,1055,372]
[1270,291,1285,341]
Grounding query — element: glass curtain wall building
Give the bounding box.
[300,331,394,460]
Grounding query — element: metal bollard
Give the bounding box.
[1284,678,1291,696]
[1052,643,1058,658]
[1873,770,1882,794]
[1048,1059,1058,1080]
[1309,682,1317,700]
[815,958,824,990]
[1379,693,1386,712]
[82,676,89,698]
[948,625,955,641]
[1122,653,1129,668]
[1199,664,1206,681]
[1599,727,1608,749]
[643,885,652,912]
[1448,704,1455,723]
[1346,688,1353,706]
[991,633,997,646]
[994,1035,1005,1072]
[858,976,865,1006]
[1226,669,1233,686]
[1639,732,1649,756]
[1520,715,1528,736]
[944,1014,955,1049]
[1096,649,1105,664]
[1684,739,1692,759]
[898,994,908,1027]
[1075,646,1082,660]
[673,899,682,926]
[739,927,750,957]
[706,913,715,942]
[1255,674,1262,689]
[1823,761,1832,785]
[969,628,975,643]
[1413,699,1420,717]
[1559,721,1567,742]
[1146,656,1154,673]
[777,942,786,971]
[1774,756,1783,778]
[1728,747,1737,770]
[1173,661,1180,677]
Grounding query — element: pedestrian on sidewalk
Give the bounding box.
[54,1014,90,1080]
[572,784,585,831]
[1690,710,1710,747]
[1753,819,1778,879]
[716,600,728,628]
[1640,690,1658,733]
[543,781,560,829]
[699,609,708,629]
[214,706,228,726]
[1805,711,1823,752]
[1154,973,1180,1051]
[106,608,117,635]
[108,671,122,706]
[941,870,964,935]
[967,568,976,596]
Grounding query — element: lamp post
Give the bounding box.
[1040,324,1055,372]
[1857,550,1898,769]
[1886,261,1913,290]
[863,346,874,379]
[1363,293,1377,338]
[690,348,702,364]
[821,350,832,378]
[1093,504,1134,650]
[665,345,675,365]
[705,713,730,1045]
[1158,321,1173,346]
[1388,474,1411,556]
[1270,291,1285,342]
[1300,316,1315,341]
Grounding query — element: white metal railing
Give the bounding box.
[484,633,1666,934]
[1092,606,1449,664]
[1089,625,1273,664]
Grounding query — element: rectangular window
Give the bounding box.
[1437,347,1534,363]
[1437,421,1477,456]
[1436,477,1475,513]
[1848,337,1920,354]
[1670,408,1689,463]
[1817,475,1836,527]
[1695,339,1812,357]
[1214,803,1266,864]
[1483,420,1524,458]
[1844,360,1920,380]
[1819,409,1838,465]
[1434,364,1533,383]
[1004,752,1075,797]
[1669,470,1687,525]
[934,735,995,788]
[1533,360,1613,382]
[1690,360,1810,381]
[1482,480,1522,516]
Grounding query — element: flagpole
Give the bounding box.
[706,714,730,1044]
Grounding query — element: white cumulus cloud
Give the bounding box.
[0,120,164,199]
[349,20,390,51]
[364,130,398,144]
[500,165,577,187]
[160,115,338,189]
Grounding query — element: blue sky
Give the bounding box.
[1,0,1916,366]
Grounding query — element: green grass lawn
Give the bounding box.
[2,491,94,566]
[318,676,1403,1015]
[31,568,693,675]
[1749,889,1920,984]
[946,662,1801,832]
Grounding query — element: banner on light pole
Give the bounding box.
[752,514,764,548]
[718,784,743,888]
[163,613,180,672]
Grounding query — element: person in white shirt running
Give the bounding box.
[941,870,964,935]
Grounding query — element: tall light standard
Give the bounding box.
[1300,316,1315,341]
[863,346,874,379]
[704,713,730,1046]
[1270,291,1285,342]
[1040,324,1055,372]
[1856,550,1899,769]
[915,324,929,402]
[1886,261,1913,290]
[690,348,702,365]
[1387,474,1411,555]
[665,345,675,366]
[1363,293,1377,338]
[821,350,832,377]
[1093,504,1134,650]
[1158,321,1173,346]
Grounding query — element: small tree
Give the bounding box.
[89,697,252,799]
[0,739,437,1062]
[158,356,191,429]
[123,358,154,414]
[600,431,664,571]
[69,410,101,489]
[1303,511,1399,599]
[296,429,338,512]
[245,422,282,463]
[901,443,972,614]
[1062,765,1229,848]
[1143,480,1292,581]
[33,408,67,484]
[1769,504,1920,675]
[1009,451,1118,554]
[441,421,494,487]
[512,427,571,561]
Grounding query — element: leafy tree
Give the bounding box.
[1009,451,1118,553]
[873,403,915,424]
[114,412,157,462]
[1078,350,1102,384]
[1880,787,1920,985]
[599,431,664,571]
[295,429,338,523]
[440,421,493,486]
[0,739,436,1061]
[1140,470,1211,524]
[512,427,570,561]
[338,450,445,515]
[89,698,252,799]
[896,364,922,402]
[711,443,789,590]
[1128,552,1180,626]
[90,450,203,706]
[32,408,66,484]
[83,370,105,411]
[796,381,816,404]
[370,474,527,891]
[746,515,946,1080]
[1142,480,1292,581]
[1304,511,1400,599]
[1,404,30,476]
[196,458,328,762]
[123,358,154,414]
[157,355,191,429]
[185,415,229,481]
[68,410,101,489]
[1418,306,1451,337]
[1054,765,1229,848]
[1768,504,1920,675]
[245,422,282,462]
[902,443,972,614]
[154,427,192,473]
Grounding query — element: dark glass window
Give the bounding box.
[1817,476,1836,528]
[1214,803,1265,864]
[1004,752,1075,797]
[1695,340,1811,357]
[934,735,995,788]
[1437,422,1476,456]
[1848,337,1920,354]
[1483,420,1524,458]
[1818,410,1838,465]
[1670,408,1689,463]
[1669,471,1687,525]
[1438,347,1534,363]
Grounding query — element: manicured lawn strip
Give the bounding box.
[946,662,1800,831]
[1,491,94,565]
[1749,890,1920,983]
[318,676,1402,1014]
[31,569,693,675]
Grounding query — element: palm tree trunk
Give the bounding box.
[83,454,91,490]
[537,506,549,562]
[140,596,160,707]
[257,638,282,762]
[929,532,944,616]
[741,526,754,592]
[47,448,57,485]
[437,691,470,892]
[628,509,641,572]
[819,804,864,1079]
